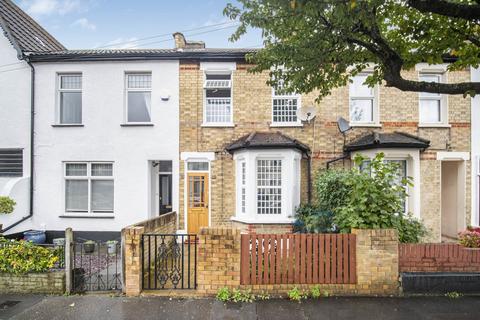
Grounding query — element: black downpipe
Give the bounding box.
[326,154,349,170]
[307,152,312,204]
[2,60,35,233]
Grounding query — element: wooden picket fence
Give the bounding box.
[240,233,357,285]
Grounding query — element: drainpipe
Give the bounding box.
[306,152,312,204]
[326,154,349,170]
[2,59,35,233]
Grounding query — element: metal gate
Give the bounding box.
[141,234,197,290]
[72,240,122,292]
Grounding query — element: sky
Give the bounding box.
[14,0,263,49]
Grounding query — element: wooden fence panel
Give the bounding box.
[240,233,357,285]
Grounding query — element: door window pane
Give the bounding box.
[187,162,209,171]
[91,180,114,212]
[158,161,172,173]
[66,180,88,211]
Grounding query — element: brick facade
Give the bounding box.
[0,271,65,294]
[179,60,471,241]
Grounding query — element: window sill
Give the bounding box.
[201,123,235,128]
[59,214,114,219]
[270,123,303,128]
[120,123,154,127]
[230,216,295,225]
[418,123,451,128]
[350,123,382,128]
[51,124,84,127]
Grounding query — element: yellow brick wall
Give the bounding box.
[179,61,471,241]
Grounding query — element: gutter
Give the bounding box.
[2,59,35,233]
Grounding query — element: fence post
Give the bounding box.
[64,227,73,293]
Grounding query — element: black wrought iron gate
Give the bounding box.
[141,234,197,290]
[72,240,122,292]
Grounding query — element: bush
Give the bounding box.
[216,287,231,302]
[0,196,16,214]
[459,228,480,248]
[0,238,59,274]
[294,204,336,233]
[314,169,352,212]
[312,153,427,243]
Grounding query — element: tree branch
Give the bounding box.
[407,0,480,20]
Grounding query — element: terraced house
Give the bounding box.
[0,0,478,243]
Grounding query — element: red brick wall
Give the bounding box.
[399,243,480,273]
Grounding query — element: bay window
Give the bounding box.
[65,162,114,214]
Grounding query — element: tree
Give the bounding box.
[224,0,480,99]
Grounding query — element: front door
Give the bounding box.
[187,173,209,234]
[159,174,172,215]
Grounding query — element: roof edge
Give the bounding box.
[0,14,24,60]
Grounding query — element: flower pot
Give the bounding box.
[24,230,46,244]
[107,241,118,255]
[83,242,95,254]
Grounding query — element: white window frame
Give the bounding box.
[256,158,283,215]
[64,162,114,215]
[125,72,152,124]
[56,73,82,125]
[349,73,379,126]
[271,83,302,127]
[418,72,448,126]
[202,71,234,127]
[232,149,301,224]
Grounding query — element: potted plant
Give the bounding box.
[107,240,118,255]
[458,226,480,249]
[0,196,16,233]
[83,240,96,254]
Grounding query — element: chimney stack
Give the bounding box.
[173,32,205,50]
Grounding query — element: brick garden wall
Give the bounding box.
[122,212,177,295]
[399,243,480,273]
[195,228,399,296]
[0,271,65,294]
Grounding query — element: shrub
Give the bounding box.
[0,238,59,274]
[287,287,308,302]
[294,204,336,233]
[310,285,321,299]
[313,153,427,243]
[216,287,231,302]
[0,196,16,214]
[314,169,352,212]
[231,289,255,303]
[459,229,480,248]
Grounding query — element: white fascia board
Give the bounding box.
[180,151,215,161]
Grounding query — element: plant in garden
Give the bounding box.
[458,228,480,248]
[294,204,336,233]
[287,287,308,302]
[256,291,270,300]
[310,285,321,299]
[332,153,427,243]
[0,196,16,215]
[0,237,59,274]
[314,169,353,213]
[231,289,255,303]
[216,287,231,302]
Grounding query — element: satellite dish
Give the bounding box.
[337,117,352,134]
[297,106,317,123]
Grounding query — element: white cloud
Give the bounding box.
[20,0,87,16]
[103,37,139,49]
[71,17,96,31]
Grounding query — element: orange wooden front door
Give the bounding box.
[187,173,209,234]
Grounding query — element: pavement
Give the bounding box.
[1,294,480,320]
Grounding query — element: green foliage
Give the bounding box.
[231,289,255,303]
[256,291,270,300]
[0,196,16,214]
[294,204,336,233]
[216,287,231,302]
[0,238,59,274]
[310,285,321,299]
[314,169,352,213]
[445,291,463,299]
[287,287,308,302]
[224,0,479,97]
[458,227,480,248]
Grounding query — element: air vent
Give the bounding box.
[0,149,23,177]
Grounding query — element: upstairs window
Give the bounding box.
[0,149,22,177]
[126,73,152,123]
[272,80,300,125]
[419,73,445,124]
[204,73,232,125]
[65,162,114,214]
[349,74,377,124]
[58,74,82,124]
